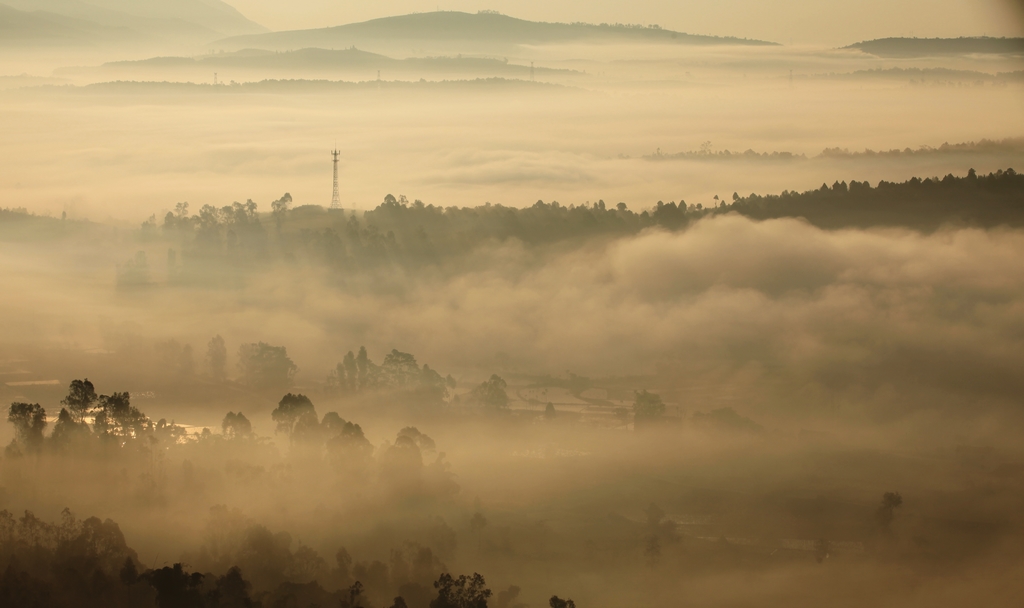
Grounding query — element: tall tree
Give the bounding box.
[271,394,317,437]
[61,379,97,423]
[471,375,508,409]
[382,350,420,386]
[876,491,903,534]
[222,411,253,439]
[7,402,47,454]
[237,342,297,390]
[355,346,377,390]
[94,393,149,439]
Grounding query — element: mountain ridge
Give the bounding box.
[211,11,778,52]
[0,0,265,48]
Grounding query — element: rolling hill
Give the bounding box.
[0,3,143,46]
[212,11,776,53]
[0,0,265,48]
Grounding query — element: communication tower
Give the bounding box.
[330,149,341,209]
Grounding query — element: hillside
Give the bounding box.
[846,36,1024,57]
[80,47,576,80]
[0,0,265,47]
[0,3,142,46]
[212,11,776,52]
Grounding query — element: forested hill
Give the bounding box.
[9,169,1021,283]
[149,169,1023,283]
[846,37,1024,57]
[346,168,1024,248]
[722,168,1023,230]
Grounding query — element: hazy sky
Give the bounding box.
[228,0,1024,46]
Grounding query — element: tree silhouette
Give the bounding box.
[430,573,491,608]
[60,379,97,423]
[340,580,367,608]
[328,346,451,406]
[214,566,255,608]
[222,411,254,439]
[237,342,297,390]
[271,394,317,437]
[6,402,47,454]
[382,349,421,386]
[146,563,205,608]
[271,192,293,229]
[877,491,903,534]
[93,392,149,439]
[471,375,508,409]
[119,557,138,585]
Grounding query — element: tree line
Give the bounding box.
[134,168,1023,283]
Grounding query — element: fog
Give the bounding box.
[2,4,1024,608]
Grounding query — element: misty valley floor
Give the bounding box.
[3,6,1024,608]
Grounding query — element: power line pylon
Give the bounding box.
[330,149,341,209]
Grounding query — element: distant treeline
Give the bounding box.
[818,139,1024,158]
[0,207,97,242]
[111,167,1024,282]
[645,145,805,161]
[5,169,1022,279]
[646,138,1024,162]
[65,78,570,95]
[846,36,1024,57]
[723,168,1024,230]
[298,169,1024,263]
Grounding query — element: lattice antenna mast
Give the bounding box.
[330,148,341,209]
